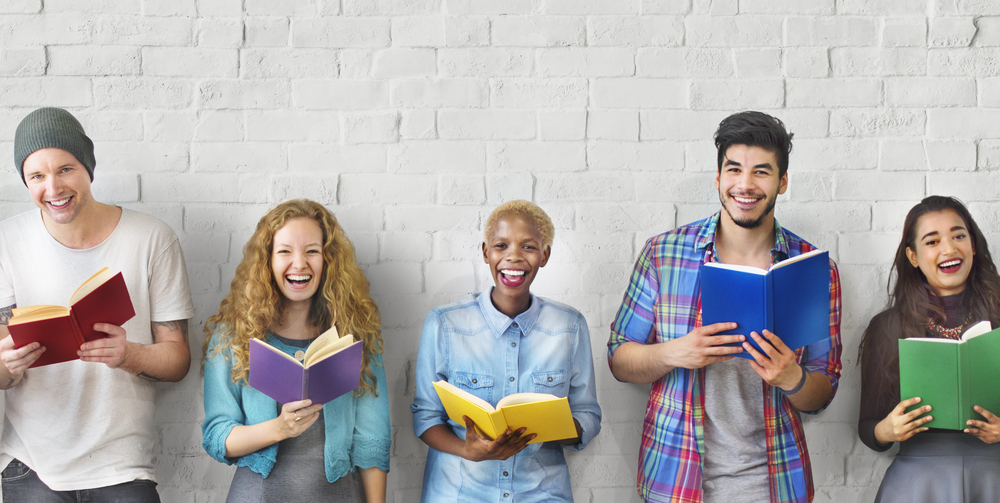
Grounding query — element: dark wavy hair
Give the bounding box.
[859,196,1000,410]
[714,111,794,178]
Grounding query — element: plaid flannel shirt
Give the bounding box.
[608,213,842,503]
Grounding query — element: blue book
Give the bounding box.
[700,249,830,359]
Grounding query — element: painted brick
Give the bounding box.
[340,174,436,204]
[787,79,881,107]
[198,79,289,110]
[245,17,290,47]
[885,77,975,107]
[400,110,437,140]
[92,15,191,45]
[928,172,1000,201]
[928,48,1000,76]
[637,48,733,78]
[193,111,244,142]
[246,111,338,142]
[444,16,490,47]
[343,0,439,15]
[587,110,639,141]
[446,0,536,14]
[539,109,587,141]
[537,47,635,77]
[588,141,684,171]
[372,48,437,78]
[439,109,536,140]
[883,17,926,47]
[269,174,338,204]
[837,0,925,15]
[385,205,482,231]
[733,49,782,78]
[0,47,45,76]
[491,16,586,47]
[439,48,533,77]
[380,232,433,262]
[293,17,390,47]
[192,142,287,172]
[96,141,189,173]
[391,78,489,108]
[195,18,243,48]
[342,111,400,144]
[785,16,878,46]
[794,139,879,171]
[690,79,784,109]
[979,140,1000,169]
[244,0,315,16]
[391,16,445,47]
[242,48,339,78]
[0,0,39,13]
[785,47,830,78]
[587,16,684,47]
[974,16,1000,47]
[438,175,486,205]
[928,108,1000,138]
[485,174,534,203]
[640,110,730,141]
[143,48,238,78]
[830,109,926,137]
[487,141,586,172]
[492,78,589,108]
[146,0,196,16]
[542,0,639,15]
[387,141,484,173]
[536,172,634,202]
[834,172,925,200]
[685,15,782,47]
[293,80,388,110]
[929,17,977,47]
[592,78,687,108]
[288,143,387,173]
[0,77,92,107]
[48,45,140,76]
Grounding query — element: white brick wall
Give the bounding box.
[0,2,995,502]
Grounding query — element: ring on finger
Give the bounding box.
[294,413,302,422]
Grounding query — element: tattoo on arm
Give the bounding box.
[5,378,14,387]
[0,304,15,326]
[137,371,163,382]
[152,320,189,344]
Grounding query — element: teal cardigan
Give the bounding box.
[202,332,391,481]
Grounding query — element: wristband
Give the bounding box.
[778,367,808,396]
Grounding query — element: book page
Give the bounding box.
[9,305,70,324]
[497,392,559,409]
[906,338,961,344]
[701,262,767,275]
[304,325,356,366]
[70,267,115,305]
[435,380,496,413]
[769,249,825,271]
[962,320,993,341]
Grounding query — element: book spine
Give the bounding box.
[959,342,971,430]
[68,309,86,347]
[765,273,774,333]
[301,367,310,403]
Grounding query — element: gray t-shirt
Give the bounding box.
[0,208,195,490]
[702,358,769,502]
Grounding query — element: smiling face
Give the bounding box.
[271,217,325,309]
[23,148,95,226]
[482,215,550,318]
[715,144,788,230]
[906,209,975,297]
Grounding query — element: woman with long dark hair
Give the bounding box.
[858,195,1000,502]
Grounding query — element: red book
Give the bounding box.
[7,268,136,368]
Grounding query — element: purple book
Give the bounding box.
[248,336,363,405]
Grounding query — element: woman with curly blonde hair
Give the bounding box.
[202,199,389,503]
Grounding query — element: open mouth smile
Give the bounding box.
[48,197,71,209]
[938,259,963,274]
[286,274,312,289]
[499,268,526,287]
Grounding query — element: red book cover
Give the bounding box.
[7,269,136,368]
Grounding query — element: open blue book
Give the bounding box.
[700,249,830,359]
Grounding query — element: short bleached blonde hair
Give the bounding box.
[483,200,555,249]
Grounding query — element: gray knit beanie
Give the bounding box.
[14,107,96,185]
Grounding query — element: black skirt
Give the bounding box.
[874,431,1000,503]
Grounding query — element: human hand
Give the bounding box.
[0,335,44,378]
[79,323,129,368]
[874,397,933,444]
[744,330,802,391]
[965,406,1000,444]
[665,322,745,369]
[276,399,323,440]
[461,416,534,462]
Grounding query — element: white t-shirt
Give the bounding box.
[0,208,195,491]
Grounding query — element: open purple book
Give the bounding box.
[248,327,363,405]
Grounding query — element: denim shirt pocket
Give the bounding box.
[531,370,567,396]
[452,371,495,404]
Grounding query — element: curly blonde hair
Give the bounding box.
[203,199,383,396]
[483,199,555,249]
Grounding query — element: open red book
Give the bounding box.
[7,268,136,368]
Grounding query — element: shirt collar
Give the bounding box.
[477,287,541,338]
[701,211,791,265]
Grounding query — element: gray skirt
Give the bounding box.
[874,431,1000,503]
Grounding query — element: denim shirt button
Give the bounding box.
[503,471,509,476]
[509,377,515,381]
[547,376,553,382]
[511,342,516,347]
[504,493,510,498]
[471,379,477,384]
[512,322,518,328]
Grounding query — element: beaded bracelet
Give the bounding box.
[778,367,809,396]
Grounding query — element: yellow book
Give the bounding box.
[432,380,577,444]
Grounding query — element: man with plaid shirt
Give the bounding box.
[608,111,842,503]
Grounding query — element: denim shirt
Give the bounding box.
[202,332,391,482]
[410,289,602,503]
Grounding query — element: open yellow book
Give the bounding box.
[433,380,578,444]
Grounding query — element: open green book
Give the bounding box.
[899,321,1000,430]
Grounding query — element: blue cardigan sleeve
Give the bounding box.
[202,334,278,475]
[349,351,392,472]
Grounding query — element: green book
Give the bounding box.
[899,321,1000,430]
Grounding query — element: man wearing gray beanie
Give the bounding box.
[0,107,195,502]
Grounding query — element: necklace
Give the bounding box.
[926,313,973,340]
